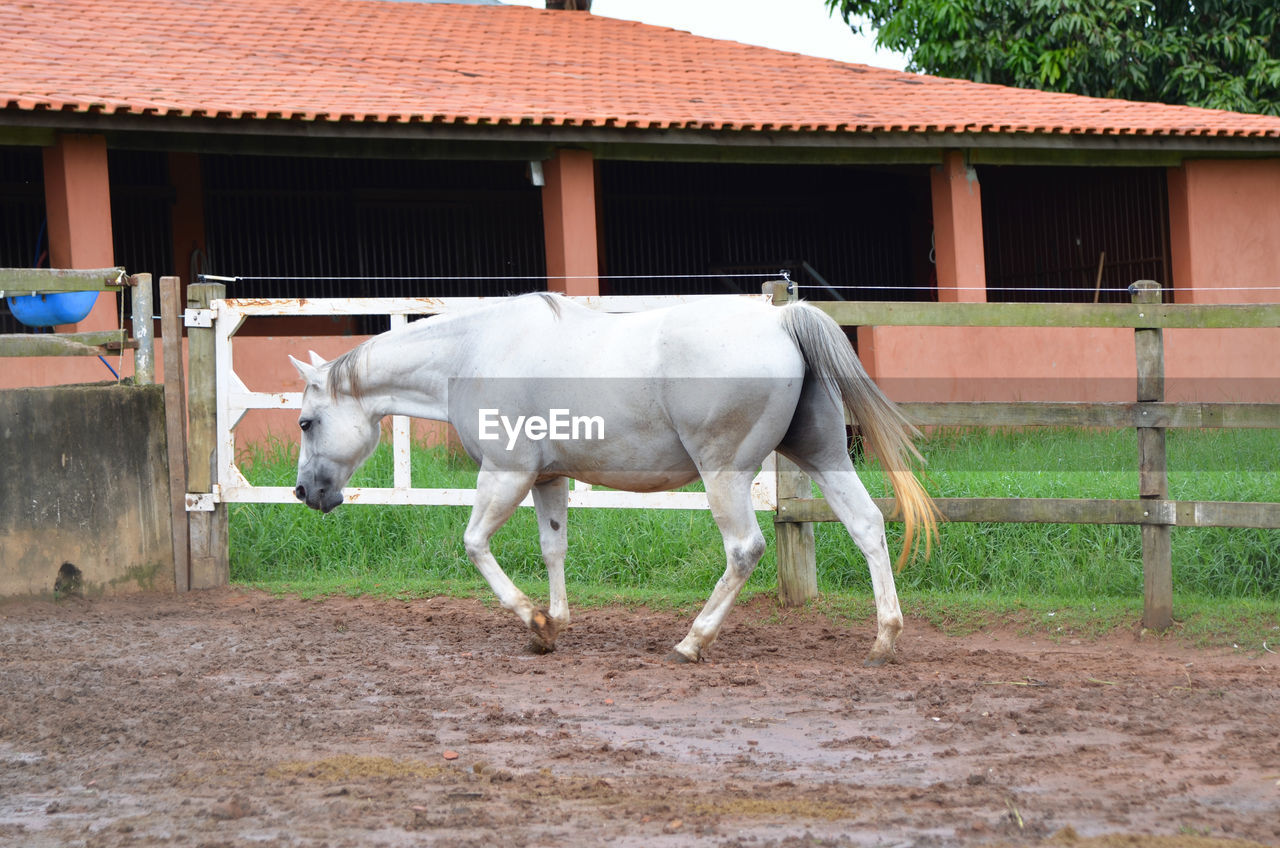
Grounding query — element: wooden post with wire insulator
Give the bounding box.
[768,279,819,606]
[1130,280,1173,630]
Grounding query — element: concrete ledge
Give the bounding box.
[1,382,174,599]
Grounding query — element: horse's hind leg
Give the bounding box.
[529,477,570,653]
[787,455,903,666]
[670,470,766,663]
[463,468,548,650]
[780,389,903,666]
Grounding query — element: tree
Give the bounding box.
[826,0,1280,116]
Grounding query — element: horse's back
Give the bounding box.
[533,296,804,380]
[457,295,808,478]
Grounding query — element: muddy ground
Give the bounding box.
[1,588,1277,847]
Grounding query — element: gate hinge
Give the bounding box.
[185,492,218,512]
[184,307,215,328]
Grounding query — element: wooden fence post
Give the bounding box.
[186,282,229,589]
[776,459,818,605]
[1131,280,1172,630]
[769,280,819,606]
[160,277,190,592]
[129,273,155,385]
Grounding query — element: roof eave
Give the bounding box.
[5,108,1280,162]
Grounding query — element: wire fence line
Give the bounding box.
[197,273,1280,296]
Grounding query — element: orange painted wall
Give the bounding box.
[1168,159,1280,304]
[861,157,1280,403]
[1161,158,1280,401]
[857,325,1138,402]
[0,353,136,389]
[859,325,1279,404]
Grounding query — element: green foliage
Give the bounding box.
[827,0,1280,115]
[232,429,1280,603]
[848,427,1280,599]
[231,441,778,602]
[229,430,1280,646]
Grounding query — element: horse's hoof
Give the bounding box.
[527,638,556,655]
[526,610,560,655]
[664,649,697,664]
[862,651,895,668]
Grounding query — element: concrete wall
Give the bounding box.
[1,383,174,599]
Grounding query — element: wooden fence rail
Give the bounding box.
[0,267,135,358]
[771,280,1280,630]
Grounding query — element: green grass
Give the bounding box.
[230,428,1280,648]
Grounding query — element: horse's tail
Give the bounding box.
[779,302,939,571]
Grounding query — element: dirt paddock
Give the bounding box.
[1,588,1277,847]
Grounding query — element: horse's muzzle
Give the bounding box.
[295,484,342,513]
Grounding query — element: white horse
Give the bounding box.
[290,293,937,666]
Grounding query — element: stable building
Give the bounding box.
[3,0,1279,410]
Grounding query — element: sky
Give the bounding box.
[499,0,910,71]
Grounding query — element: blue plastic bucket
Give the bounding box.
[6,291,99,327]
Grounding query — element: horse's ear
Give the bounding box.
[308,350,327,367]
[289,354,321,385]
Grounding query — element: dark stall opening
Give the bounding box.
[598,161,934,301]
[201,154,547,335]
[0,146,49,335]
[979,166,1172,304]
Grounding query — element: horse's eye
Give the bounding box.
[300,419,313,432]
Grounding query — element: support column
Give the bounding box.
[42,134,117,331]
[169,152,207,292]
[541,148,600,296]
[930,151,987,303]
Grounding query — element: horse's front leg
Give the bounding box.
[670,470,766,663]
[463,468,545,649]
[529,477,570,653]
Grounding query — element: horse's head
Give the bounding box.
[289,350,381,513]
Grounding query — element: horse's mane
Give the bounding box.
[532,291,563,318]
[324,293,563,401]
[327,342,369,401]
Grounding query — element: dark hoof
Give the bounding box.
[862,652,895,668]
[664,649,697,664]
[527,610,560,655]
[527,638,556,655]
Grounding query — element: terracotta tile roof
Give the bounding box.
[4,0,1280,139]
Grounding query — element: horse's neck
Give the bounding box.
[359,315,472,421]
